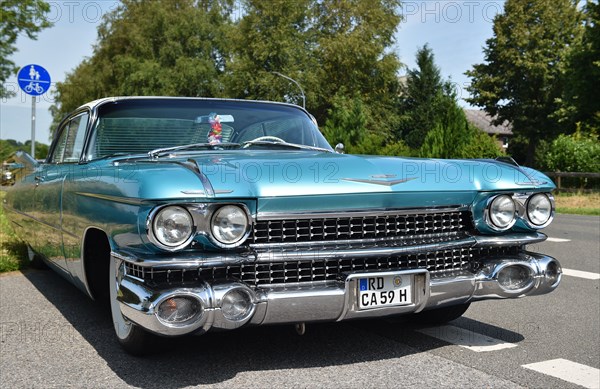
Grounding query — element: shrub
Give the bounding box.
[546,132,600,172]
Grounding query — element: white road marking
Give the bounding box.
[523,359,600,389]
[417,325,517,352]
[546,237,572,242]
[562,268,600,280]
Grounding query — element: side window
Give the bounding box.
[63,114,89,162]
[50,124,69,163]
[50,113,89,163]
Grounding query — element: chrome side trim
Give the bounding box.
[75,192,149,205]
[2,206,62,231]
[112,250,253,269]
[472,232,547,246]
[256,206,467,221]
[340,177,417,186]
[181,190,206,195]
[180,188,236,195]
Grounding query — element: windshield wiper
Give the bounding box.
[148,143,240,158]
[241,140,333,153]
[89,152,133,161]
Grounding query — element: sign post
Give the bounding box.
[17,64,51,158]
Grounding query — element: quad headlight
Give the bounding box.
[148,203,251,250]
[210,205,250,247]
[150,206,195,250]
[526,193,554,227]
[482,192,555,232]
[485,194,517,231]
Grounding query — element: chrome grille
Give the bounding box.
[125,246,520,287]
[251,210,472,244]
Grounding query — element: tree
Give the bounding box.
[557,1,600,132]
[466,0,583,166]
[224,0,318,106]
[0,139,49,161]
[51,0,234,131]
[322,95,368,149]
[0,0,53,98]
[225,0,402,134]
[398,44,453,148]
[311,0,402,132]
[419,94,502,160]
[420,95,468,159]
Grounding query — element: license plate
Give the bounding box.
[357,274,413,310]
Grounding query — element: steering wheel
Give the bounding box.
[242,136,286,148]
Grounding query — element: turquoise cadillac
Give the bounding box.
[3,97,561,355]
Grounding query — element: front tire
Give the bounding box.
[109,257,153,356]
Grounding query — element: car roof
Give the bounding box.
[77,96,307,113]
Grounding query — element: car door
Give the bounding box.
[34,111,89,273]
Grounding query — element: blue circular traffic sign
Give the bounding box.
[17,64,51,96]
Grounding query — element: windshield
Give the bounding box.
[88,98,332,159]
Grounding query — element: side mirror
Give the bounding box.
[335,143,345,154]
[12,151,39,170]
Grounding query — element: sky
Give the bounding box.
[0,0,504,145]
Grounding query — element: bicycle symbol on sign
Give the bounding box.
[25,82,44,94]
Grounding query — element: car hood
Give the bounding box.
[185,150,553,198]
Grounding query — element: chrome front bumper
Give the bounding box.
[114,251,561,336]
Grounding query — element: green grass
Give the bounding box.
[554,192,600,216]
[556,207,600,216]
[0,191,29,273]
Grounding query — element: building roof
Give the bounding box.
[464,109,513,136]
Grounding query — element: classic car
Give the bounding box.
[1,165,16,186]
[3,158,32,186]
[3,97,561,355]
[1,169,14,186]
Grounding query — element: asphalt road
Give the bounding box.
[0,214,598,388]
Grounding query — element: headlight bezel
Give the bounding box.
[524,193,555,228]
[147,205,196,251]
[484,194,517,231]
[209,204,251,248]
